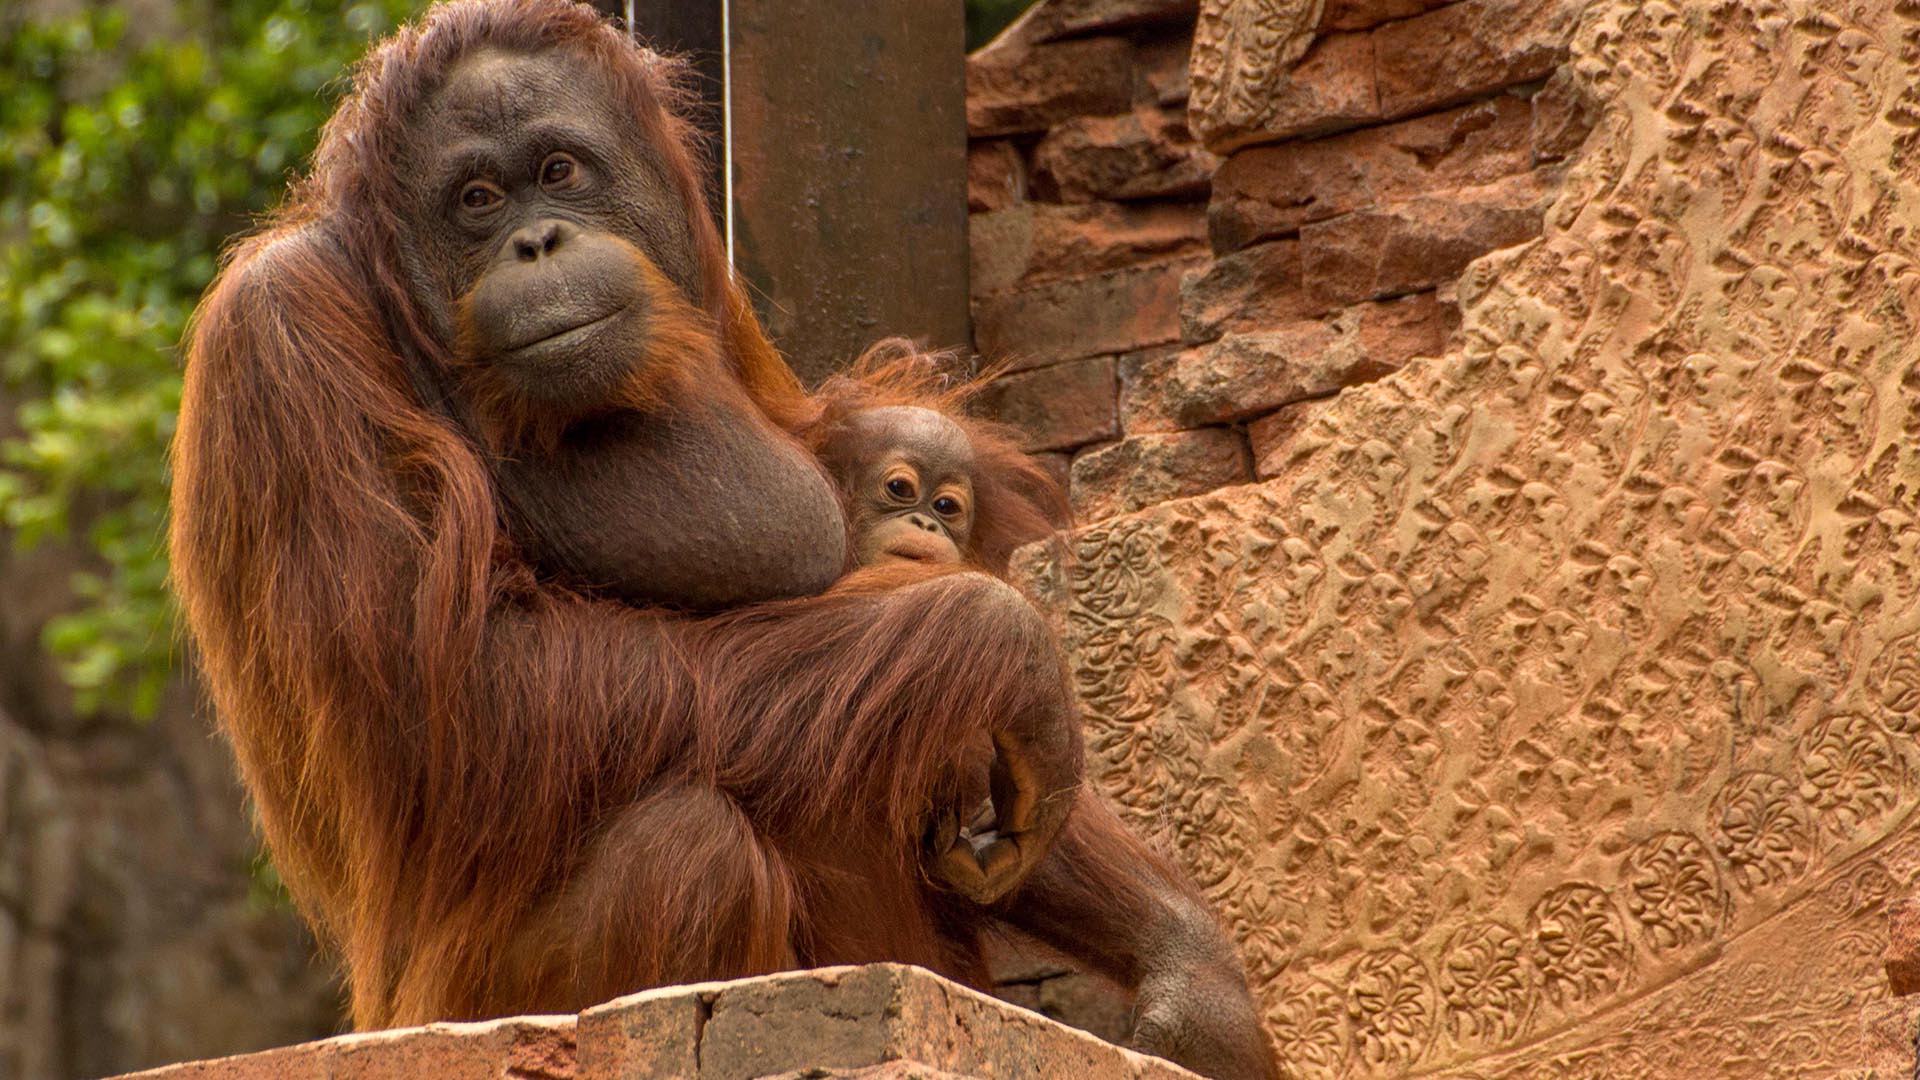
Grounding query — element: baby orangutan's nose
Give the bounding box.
[909,513,941,533]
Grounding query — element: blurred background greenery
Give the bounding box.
[0,0,1030,725]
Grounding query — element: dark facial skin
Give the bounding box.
[398,48,846,608]
[402,47,703,409]
[820,407,977,568]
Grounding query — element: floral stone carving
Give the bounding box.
[1021,2,1920,1075]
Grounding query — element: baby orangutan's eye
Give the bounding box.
[885,474,917,501]
[933,495,962,517]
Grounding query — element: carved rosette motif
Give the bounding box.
[1346,949,1437,1068]
[1619,832,1726,953]
[1438,921,1532,1045]
[1023,1,1920,1075]
[1710,771,1813,894]
[1528,884,1631,1009]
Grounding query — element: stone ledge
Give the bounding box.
[110,965,1197,1080]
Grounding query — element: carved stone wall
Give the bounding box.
[1006,0,1920,1075]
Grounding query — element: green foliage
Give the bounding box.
[0,1,420,719]
[966,0,1034,50]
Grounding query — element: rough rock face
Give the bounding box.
[0,710,72,1080]
[1003,0,1920,1076]
[0,464,337,1078]
[0,686,337,1080]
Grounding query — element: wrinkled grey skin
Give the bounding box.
[397,48,845,608]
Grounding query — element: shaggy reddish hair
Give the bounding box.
[173,0,1079,1028]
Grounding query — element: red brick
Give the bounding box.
[969,140,1027,213]
[1263,29,1380,141]
[1250,398,1338,479]
[1071,430,1252,520]
[1178,239,1315,344]
[112,1045,330,1080]
[1320,0,1455,31]
[972,357,1119,452]
[1300,170,1551,309]
[1888,898,1920,995]
[975,257,1200,369]
[580,966,1196,1080]
[1032,450,1074,493]
[578,981,707,1080]
[971,202,1208,293]
[1208,94,1533,252]
[967,37,1134,137]
[334,1021,579,1080]
[1134,35,1195,107]
[117,1018,578,1080]
[1032,108,1218,204]
[116,967,1201,1080]
[1373,0,1580,120]
[1115,347,1180,432]
[1128,293,1453,430]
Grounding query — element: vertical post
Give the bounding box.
[616,1,970,385]
[727,2,970,384]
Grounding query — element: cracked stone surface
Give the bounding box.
[107,965,1198,1080]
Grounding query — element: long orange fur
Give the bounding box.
[171,0,1076,1026]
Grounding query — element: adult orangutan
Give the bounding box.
[167,3,1276,1078]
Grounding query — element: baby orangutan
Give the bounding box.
[805,346,1066,577]
[816,406,981,568]
[804,356,1073,888]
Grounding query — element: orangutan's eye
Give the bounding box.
[460,181,504,212]
[541,153,579,189]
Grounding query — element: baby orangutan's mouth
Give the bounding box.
[883,531,959,565]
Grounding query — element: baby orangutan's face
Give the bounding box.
[823,406,976,567]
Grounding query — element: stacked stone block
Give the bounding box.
[966,0,1594,524]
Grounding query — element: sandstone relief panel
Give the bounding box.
[1191,0,1324,152]
[1020,1,1920,1075]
